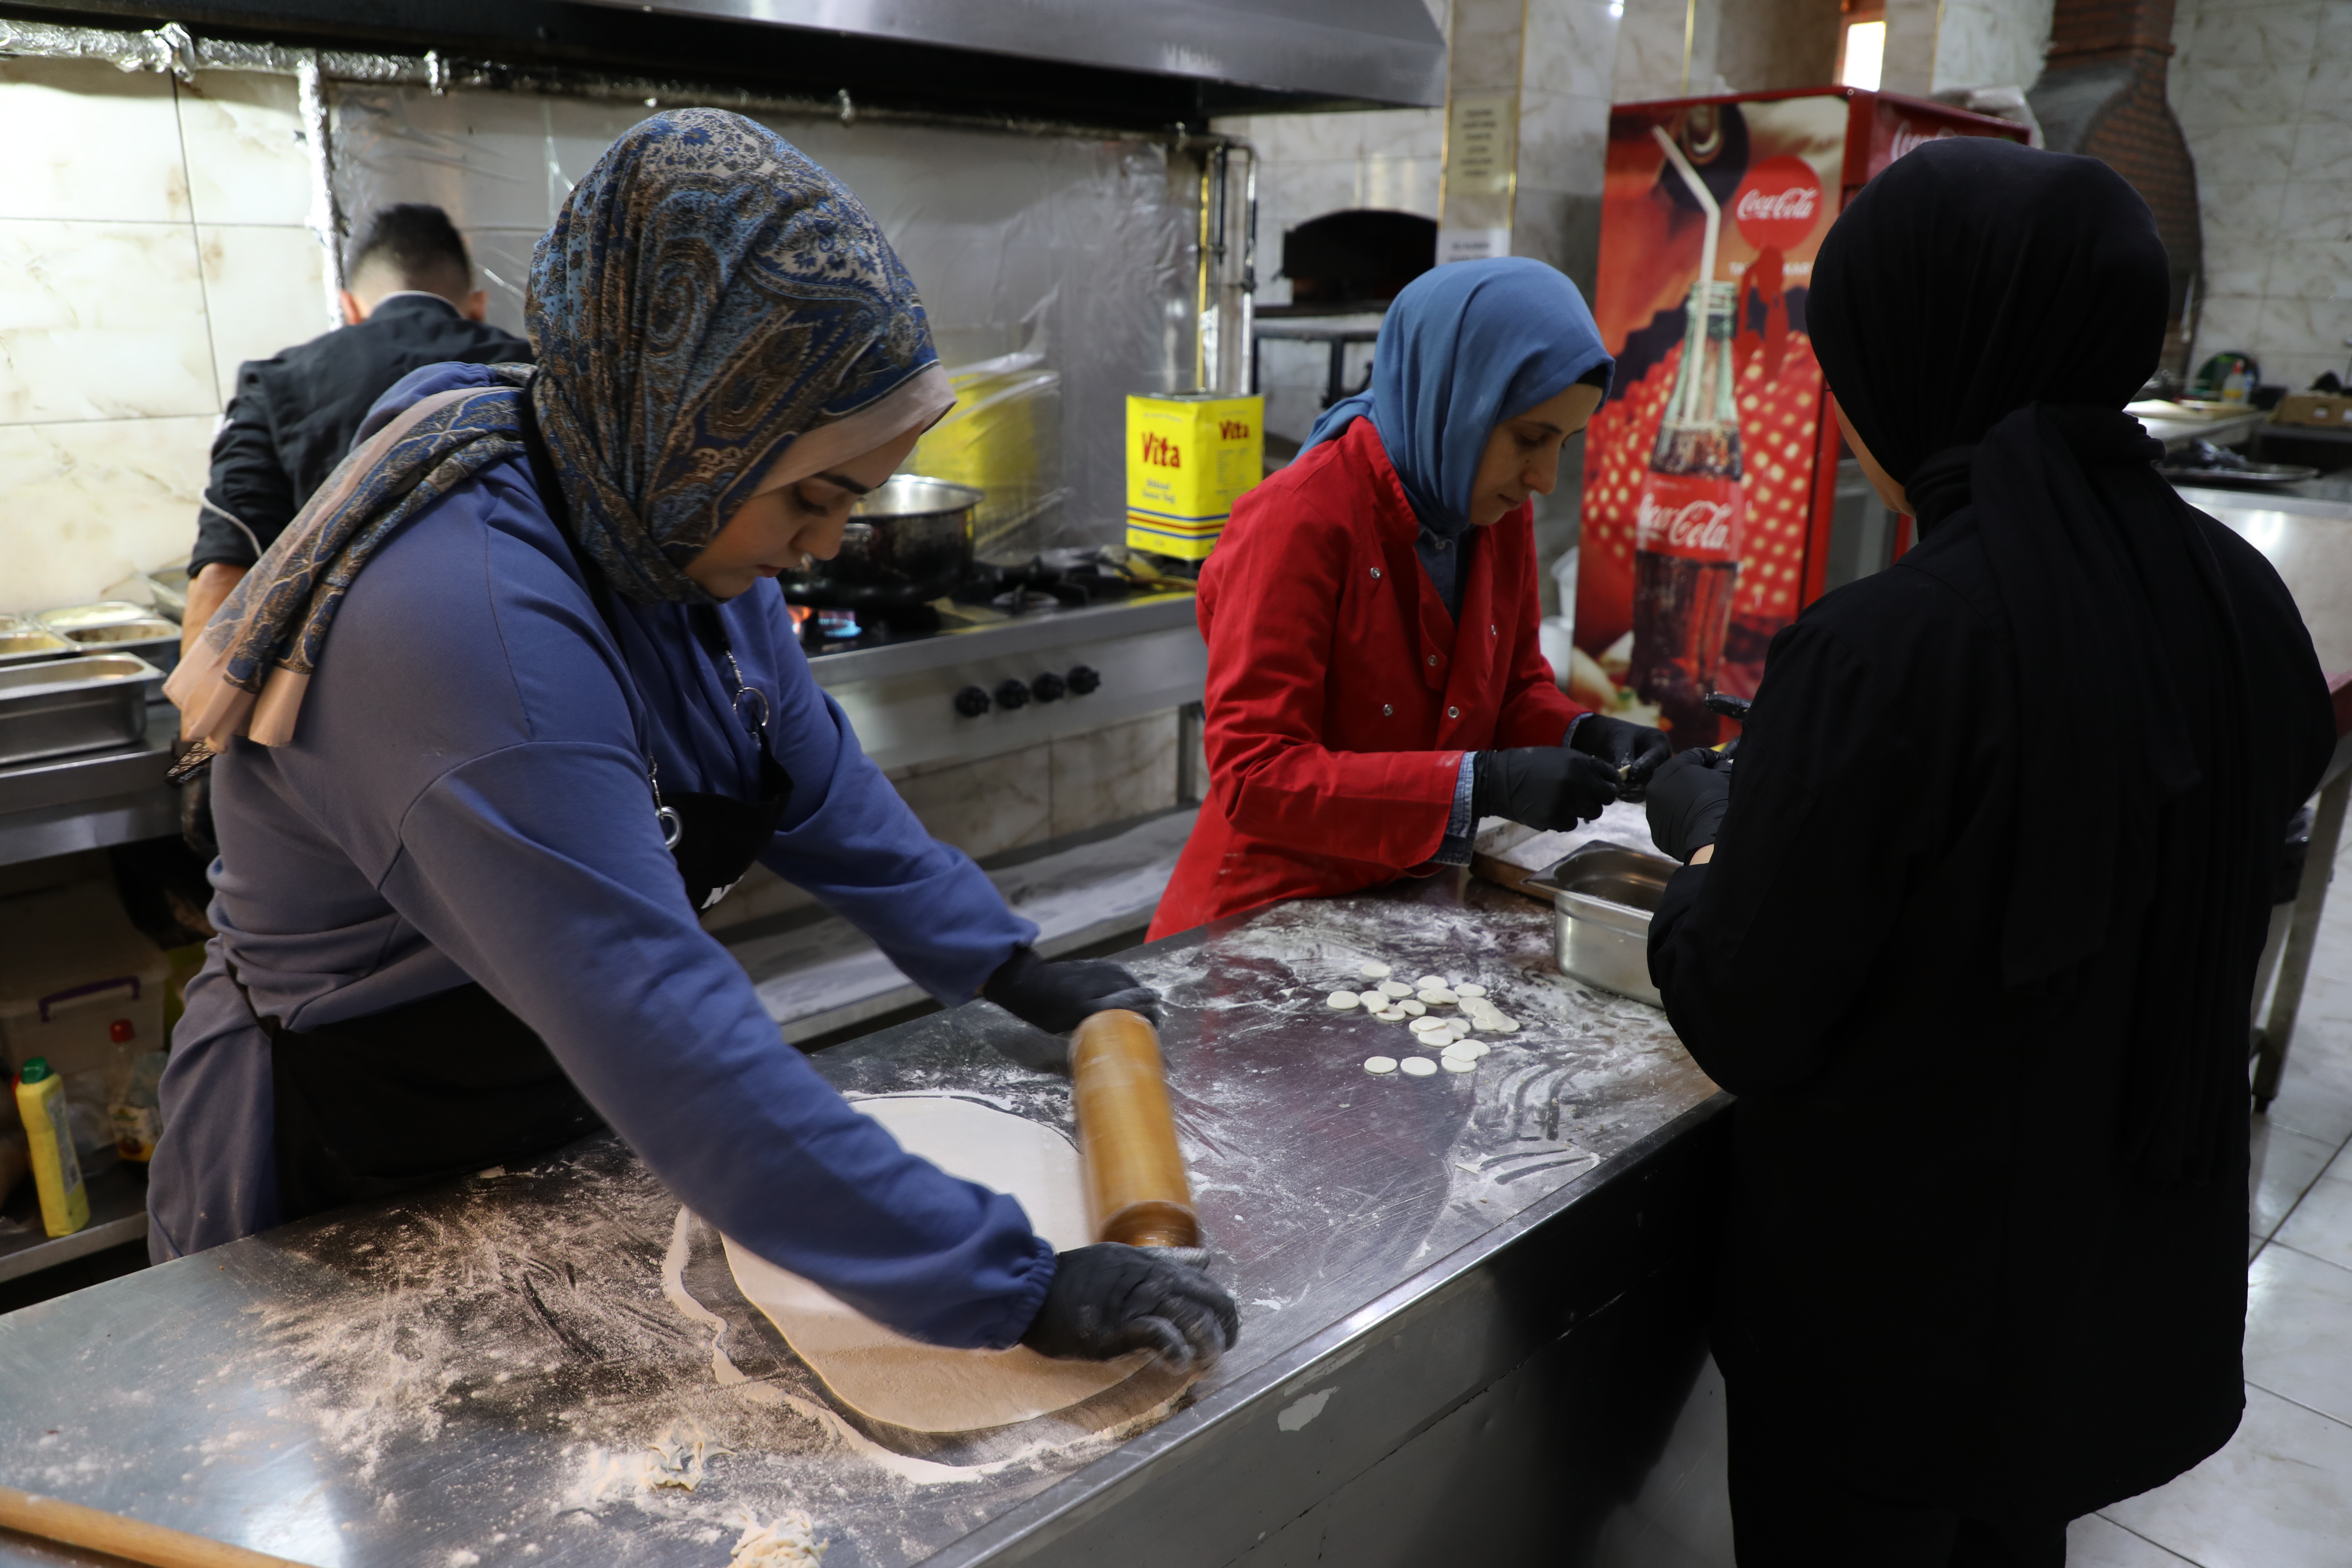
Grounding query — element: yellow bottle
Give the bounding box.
[15,1058,89,1238]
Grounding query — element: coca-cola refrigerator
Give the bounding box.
[1572,88,2027,748]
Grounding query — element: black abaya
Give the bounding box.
[1647,138,2337,1534]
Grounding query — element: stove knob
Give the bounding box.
[1066,665,1101,695]
[953,685,992,718]
[1031,671,1066,702]
[994,677,1032,710]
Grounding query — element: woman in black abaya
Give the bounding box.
[1641,139,2335,1563]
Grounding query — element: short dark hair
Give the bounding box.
[346,203,472,295]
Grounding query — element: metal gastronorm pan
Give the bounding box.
[0,618,76,669]
[0,653,160,766]
[1522,841,1677,1006]
[63,617,181,681]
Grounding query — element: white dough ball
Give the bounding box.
[1400,999,1427,1016]
[1380,980,1413,998]
[1399,1056,1438,1077]
[1327,990,1360,1009]
[1360,961,1392,979]
[1363,1055,1399,1075]
[1442,1055,1477,1073]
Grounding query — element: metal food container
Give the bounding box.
[33,601,153,634]
[783,475,980,610]
[1522,842,1678,1007]
[0,654,160,766]
[142,566,190,623]
[62,617,181,680]
[0,618,76,668]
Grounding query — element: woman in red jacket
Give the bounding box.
[1150,258,1669,937]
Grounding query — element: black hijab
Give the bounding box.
[1809,138,2261,1183]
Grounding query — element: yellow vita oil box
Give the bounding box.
[1125,393,1264,560]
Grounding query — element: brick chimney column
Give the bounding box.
[2029,0,2203,377]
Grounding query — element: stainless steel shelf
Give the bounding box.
[0,706,178,868]
[0,1163,147,1284]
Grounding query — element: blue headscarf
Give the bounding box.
[1303,257,1612,540]
[172,109,948,753]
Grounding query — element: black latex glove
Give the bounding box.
[1645,746,1732,862]
[1569,713,1674,802]
[1021,1244,1240,1373]
[983,945,1163,1036]
[1471,747,1619,831]
[179,771,218,862]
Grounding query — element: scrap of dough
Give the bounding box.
[1359,961,1392,979]
[1364,1056,1399,1075]
[1328,990,1360,1009]
[722,1096,1152,1434]
[1442,1056,1477,1073]
[1399,1056,1438,1077]
[1379,980,1413,998]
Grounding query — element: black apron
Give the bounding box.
[254,379,792,1223]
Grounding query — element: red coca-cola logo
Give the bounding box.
[1636,480,1742,562]
[1731,155,1824,251]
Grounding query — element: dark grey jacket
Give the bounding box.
[190,294,530,576]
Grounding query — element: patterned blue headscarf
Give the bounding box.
[172,110,947,752]
[1302,257,1612,539]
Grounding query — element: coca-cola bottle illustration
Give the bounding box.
[1630,277,1743,748]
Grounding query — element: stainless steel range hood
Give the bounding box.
[579,0,1447,107]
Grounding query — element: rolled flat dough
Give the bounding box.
[721,1094,1152,1435]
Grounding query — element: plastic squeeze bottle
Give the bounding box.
[15,1058,89,1238]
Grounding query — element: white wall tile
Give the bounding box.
[2319,1,2352,59]
[1523,0,1622,103]
[1349,108,1446,163]
[0,219,217,424]
[2267,240,2352,302]
[2189,1,2322,69]
[1050,712,1180,836]
[2200,122,2301,184]
[0,415,214,613]
[1359,154,1443,216]
[2181,64,2311,130]
[0,61,187,224]
[2194,293,2264,359]
[887,747,1052,860]
[2201,177,2289,247]
[1520,91,1611,197]
[198,225,333,407]
[178,71,311,227]
[1613,0,1695,102]
[2258,296,2352,363]
[2265,351,2348,391]
[2278,179,2352,243]
[2290,116,2352,180]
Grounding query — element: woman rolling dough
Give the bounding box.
[1643,140,2334,1559]
[1148,260,1669,937]
[156,111,1234,1372]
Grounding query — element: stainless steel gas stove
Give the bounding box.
[801,587,1206,776]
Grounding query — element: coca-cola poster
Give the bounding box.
[1571,90,2026,749]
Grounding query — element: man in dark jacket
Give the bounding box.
[181,204,531,648]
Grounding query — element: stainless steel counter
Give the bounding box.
[0,874,1724,1567]
[0,705,176,869]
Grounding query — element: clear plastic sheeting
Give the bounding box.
[332,85,1200,556]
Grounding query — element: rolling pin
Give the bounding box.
[1069,1009,1199,1249]
[0,1485,309,1568]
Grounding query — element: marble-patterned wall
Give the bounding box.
[0,59,324,614]
[701,709,1184,934]
[2170,0,2352,394]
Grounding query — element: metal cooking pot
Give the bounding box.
[782,476,981,610]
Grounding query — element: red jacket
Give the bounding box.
[1150,418,1587,938]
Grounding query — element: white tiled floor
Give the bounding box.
[2063,829,2352,1565]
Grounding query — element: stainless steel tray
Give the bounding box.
[32,600,152,633]
[141,566,189,623]
[0,654,161,766]
[63,617,180,681]
[0,622,76,668]
[1523,841,1677,1006]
